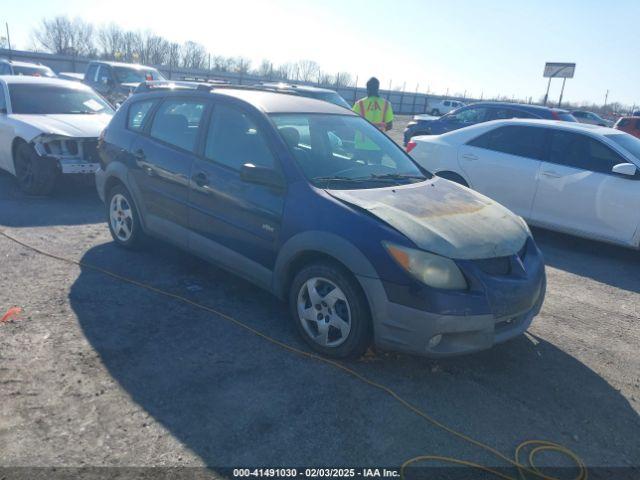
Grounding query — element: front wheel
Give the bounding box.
[289,262,371,359]
[14,143,58,195]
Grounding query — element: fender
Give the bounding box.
[272,230,379,299]
[99,162,149,234]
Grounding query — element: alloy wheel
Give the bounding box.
[297,277,352,347]
[110,193,134,242]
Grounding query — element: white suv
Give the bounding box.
[0,76,114,194]
[427,99,464,116]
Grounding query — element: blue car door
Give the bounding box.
[187,101,286,289]
[128,96,209,247]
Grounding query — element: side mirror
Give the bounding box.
[612,162,638,177]
[240,163,285,189]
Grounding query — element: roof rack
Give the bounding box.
[133,80,306,98]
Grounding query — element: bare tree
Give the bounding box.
[144,33,170,65]
[257,60,274,78]
[97,23,124,59]
[232,57,251,75]
[181,41,207,69]
[334,72,353,88]
[168,42,181,68]
[32,16,95,56]
[296,60,320,82]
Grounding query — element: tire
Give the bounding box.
[436,171,469,187]
[106,183,147,249]
[289,261,372,359]
[14,143,58,195]
[430,109,440,116]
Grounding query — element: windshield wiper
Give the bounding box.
[368,173,426,181]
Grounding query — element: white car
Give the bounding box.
[0,76,114,194]
[427,99,464,116]
[410,119,640,248]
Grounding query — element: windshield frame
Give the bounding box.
[269,112,431,189]
[8,84,115,115]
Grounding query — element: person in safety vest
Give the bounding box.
[353,77,394,131]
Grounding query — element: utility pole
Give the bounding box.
[5,23,12,59]
[604,89,609,107]
[543,76,552,106]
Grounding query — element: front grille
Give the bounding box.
[82,140,99,162]
[473,256,511,276]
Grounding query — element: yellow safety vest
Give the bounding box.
[352,96,394,130]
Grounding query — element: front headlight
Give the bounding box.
[32,134,80,159]
[384,242,467,290]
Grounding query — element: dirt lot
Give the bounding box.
[0,117,639,479]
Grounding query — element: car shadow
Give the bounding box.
[69,241,640,473]
[0,170,104,227]
[531,227,640,294]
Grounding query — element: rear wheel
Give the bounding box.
[14,143,58,195]
[289,262,371,359]
[106,183,146,249]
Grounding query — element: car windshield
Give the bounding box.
[13,65,56,78]
[113,67,165,83]
[271,113,430,189]
[605,133,640,161]
[307,91,351,109]
[9,84,114,115]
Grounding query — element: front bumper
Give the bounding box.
[359,239,546,357]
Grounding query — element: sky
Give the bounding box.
[2,0,639,106]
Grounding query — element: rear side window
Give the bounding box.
[492,108,537,120]
[468,126,547,160]
[549,131,625,173]
[149,98,206,152]
[205,104,276,170]
[127,100,156,131]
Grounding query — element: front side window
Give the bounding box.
[127,100,156,131]
[205,104,276,170]
[0,86,6,111]
[97,65,112,84]
[85,64,99,83]
[469,126,547,160]
[8,84,114,115]
[549,131,625,173]
[271,113,428,189]
[449,107,489,124]
[149,98,206,152]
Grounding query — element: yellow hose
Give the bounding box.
[0,230,587,480]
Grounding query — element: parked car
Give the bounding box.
[95,83,545,359]
[614,116,640,139]
[258,82,351,108]
[403,102,577,146]
[409,119,640,248]
[427,99,464,116]
[83,61,166,106]
[571,110,613,127]
[0,76,114,194]
[0,59,56,78]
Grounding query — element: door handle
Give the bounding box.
[193,172,209,188]
[133,149,146,161]
[541,170,561,178]
[462,153,478,161]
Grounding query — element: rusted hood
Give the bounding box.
[327,177,528,260]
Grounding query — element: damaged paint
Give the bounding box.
[328,177,528,260]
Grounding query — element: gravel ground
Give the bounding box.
[0,117,639,479]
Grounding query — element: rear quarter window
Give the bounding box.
[127,100,157,131]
